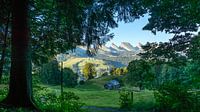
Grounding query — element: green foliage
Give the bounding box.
[185,34,200,88]
[0,86,8,99]
[188,34,200,61]
[126,59,154,90]
[115,68,123,76]
[118,89,157,111]
[1,0,200,111]
[143,0,200,34]
[110,67,128,76]
[0,75,9,85]
[82,63,96,79]
[110,67,116,76]
[1,85,84,112]
[30,0,87,65]
[63,68,78,87]
[184,62,200,89]
[153,64,187,88]
[40,60,61,85]
[119,90,133,110]
[40,60,78,87]
[61,92,85,112]
[30,0,119,62]
[139,41,187,67]
[154,81,200,112]
[33,85,85,112]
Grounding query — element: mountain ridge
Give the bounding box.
[63,42,142,69]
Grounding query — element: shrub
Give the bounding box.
[34,85,85,112]
[154,81,199,112]
[119,90,133,110]
[61,92,85,112]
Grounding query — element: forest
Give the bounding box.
[0,0,199,112]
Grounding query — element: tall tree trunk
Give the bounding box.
[0,13,10,83]
[0,0,36,109]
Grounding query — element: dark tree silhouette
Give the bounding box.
[0,0,36,109]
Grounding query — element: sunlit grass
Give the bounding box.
[63,57,109,71]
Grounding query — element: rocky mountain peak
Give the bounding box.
[110,43,121,51]
[119,42,135,51]
[137,42,143,49]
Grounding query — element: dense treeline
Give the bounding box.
[122,34,200,111]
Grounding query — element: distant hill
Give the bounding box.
[63,57,112,79]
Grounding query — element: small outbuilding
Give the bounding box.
[104,80,120,90]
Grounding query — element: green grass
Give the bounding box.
[45,75,121,107]
[74,76,155,109]
[42,75,156,109]
[65,88,120,107]
[0,75,156,111]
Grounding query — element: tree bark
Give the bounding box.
[0,13,10,83]
[0,0,37,109]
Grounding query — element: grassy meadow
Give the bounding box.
[0,75,156,112]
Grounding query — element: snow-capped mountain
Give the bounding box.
[65,42,142,67]
[110,43,122,51]
[119,42,139,52]
[68,42,142,57]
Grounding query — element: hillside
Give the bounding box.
[63,57,112,78]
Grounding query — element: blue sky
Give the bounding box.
[106,15,174,47]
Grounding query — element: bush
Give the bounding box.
[61,92,84,112]
[154,81,199,112]
[40,60,78,87]
[119,90,133,110]
[34,85,85,112]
